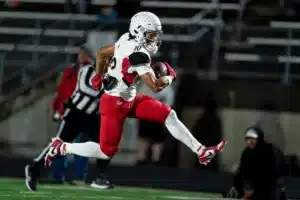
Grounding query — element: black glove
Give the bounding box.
[103,74,118,91]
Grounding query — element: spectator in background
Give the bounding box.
[136,82,175,166]
[227,126,287,200]
[192,95,222,170]
[97,7,117,21]
[50,47,92,183]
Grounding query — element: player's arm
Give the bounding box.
[140,62,176,93]
[92,45,114,90]
[130,52,176,93]
[51,68,71,120]
[95,44,114,75]
[141,73,169,93]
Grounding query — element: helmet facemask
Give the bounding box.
[143,30,162,54]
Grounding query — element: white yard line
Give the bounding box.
[42,185,107,192]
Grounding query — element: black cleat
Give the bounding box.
[25,165,37,192]
[90,175,114,189]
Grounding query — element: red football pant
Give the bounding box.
[99,93,171,157]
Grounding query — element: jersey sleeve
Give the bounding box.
[128,51,152,76]
[115,33,130,47]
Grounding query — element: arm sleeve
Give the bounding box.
[51,98,59,111]
[128,51,152,76]
[51,70,66,110]
[52,69,70,111]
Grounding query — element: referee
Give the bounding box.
[25,64,113,191]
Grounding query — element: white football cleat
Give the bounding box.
[198,140,227,165]
[45,137,66,168]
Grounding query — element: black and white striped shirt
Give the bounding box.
[69,65,100,115]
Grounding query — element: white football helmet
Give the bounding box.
[129,11,163,54]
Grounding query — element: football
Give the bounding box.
[151,62,168,78]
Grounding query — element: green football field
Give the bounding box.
[0,178,225,200]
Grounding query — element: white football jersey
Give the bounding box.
[105,33,155,101]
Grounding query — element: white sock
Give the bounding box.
[64,142,110,159]
[165,110,203,153]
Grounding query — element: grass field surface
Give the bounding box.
[0,178,225,200]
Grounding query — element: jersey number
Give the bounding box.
[110,57,117,70]
[134,46,141,52]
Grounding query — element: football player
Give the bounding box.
[45,12,227,168]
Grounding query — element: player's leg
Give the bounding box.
[45,113,114,189]
[51,119,78,184]
[29,120,73,168]
[98,94,129,158]
[131,95,226,165]
[51,111,90,185]
[44,110,91,166]
[131,95,201,153]
[25,143,51,191]
[47,94,128,161]
[50,123,68,184]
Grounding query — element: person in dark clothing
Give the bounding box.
[227,126,287,200]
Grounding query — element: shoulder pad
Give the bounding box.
[128,52,150,66]
[115,33,130,46]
